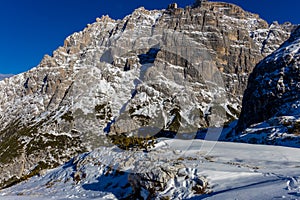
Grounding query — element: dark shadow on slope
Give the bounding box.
[103,118,116,133]
[82,170,132,199]
[185,178,283,199]
[138,48,160,65]
[288,192,300,197]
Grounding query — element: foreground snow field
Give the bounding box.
[1,139,300,200]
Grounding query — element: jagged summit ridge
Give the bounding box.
[0,2,295,188]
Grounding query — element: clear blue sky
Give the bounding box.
[0,0,299,74]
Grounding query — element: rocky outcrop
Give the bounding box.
[0,1,295,188]
[236,26,300,146]
[0,140,210,199]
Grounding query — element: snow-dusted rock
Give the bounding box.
[237,26,300,146]
[0,1,295,188]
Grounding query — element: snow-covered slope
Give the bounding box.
[0,1,295,189]
[1,139,300,199]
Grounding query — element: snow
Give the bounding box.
[1,139,300,199]
[265,32,300,64]
[0,4,298,200]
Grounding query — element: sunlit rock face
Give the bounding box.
[0,1,295,188]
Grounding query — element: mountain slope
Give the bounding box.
[0,1,295,188]
[1,139,300,199]
[236,26,300,146]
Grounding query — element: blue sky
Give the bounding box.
[0,0,299,74]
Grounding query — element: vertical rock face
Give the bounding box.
[0,1,295,188]
[162,1,294,102]
[236,26,300,146]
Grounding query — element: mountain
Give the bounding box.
[236,26,300,147]
[0,1,295,189]
[0,74,13,81]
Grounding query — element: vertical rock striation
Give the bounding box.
[0,1,296,188]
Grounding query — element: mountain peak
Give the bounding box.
[0,1,296,189]
[96,15,114,23]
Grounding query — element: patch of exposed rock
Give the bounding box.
[0,1,296,188]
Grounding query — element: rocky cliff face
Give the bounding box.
[0,1,295,188]
[236,26,300,147]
